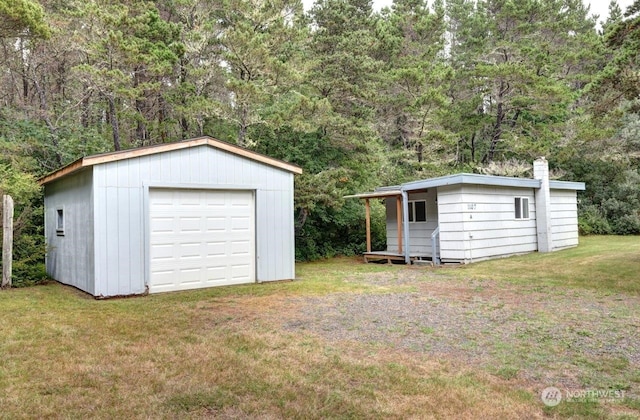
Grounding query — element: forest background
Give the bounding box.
[1,0,639,285]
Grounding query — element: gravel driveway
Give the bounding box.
[282,269,640,394]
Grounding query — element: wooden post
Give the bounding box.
[2,195,14,289]
[365,198,371,253]
[396,196,403,254]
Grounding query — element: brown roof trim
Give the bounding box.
[39,136,302,185]
[344,190,402,199]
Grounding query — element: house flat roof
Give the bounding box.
[39,136,303,185]
[346,173,585,198]
[402,173,585,191]
[401,173,541,190]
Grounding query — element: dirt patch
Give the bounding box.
[276,272,640,397]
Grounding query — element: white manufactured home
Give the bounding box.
[39,136,302,297]
[348,158,585,264]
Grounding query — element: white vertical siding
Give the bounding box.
[550,189,579,250]
[44,169,95,295]
[92,144,295,297]
[437,185,537,263]
[385,190,438,255]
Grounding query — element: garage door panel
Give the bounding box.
[206,241,226,256]
[150,243,174,261]
[231,240,251,255]
[149,189,255,293]
[231,217,251,230]
[206,217,226,231]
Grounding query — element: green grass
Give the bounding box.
[444,235,640,294]
[0,236,638,418]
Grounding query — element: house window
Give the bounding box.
[515,197,530,220]
[408,200,427,222]
[56,208,65,236]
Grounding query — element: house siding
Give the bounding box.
[385,190,438,255]
[550,189,579,250]
[437,184,537,262]
[44,169,95,294]
[91,144,295,297]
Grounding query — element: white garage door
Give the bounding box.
[148,189,255,293]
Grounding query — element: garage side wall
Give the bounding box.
[92,145,295,297]
[550,189,579,250]
[44,169,95,295]
[437,184,537,263]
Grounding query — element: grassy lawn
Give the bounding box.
[449,235,640,294]
[0,236,638,418]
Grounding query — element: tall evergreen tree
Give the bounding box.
[374,0,452,174]
[210,0,307,146]
[446,0,600,163]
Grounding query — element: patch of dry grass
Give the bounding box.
[0,236,637,418]
[0,280,541,418]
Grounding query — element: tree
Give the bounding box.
[0,0,49,39]
[589,0,640,113]
[210,0,307,146]
[73,1,183,150]
[374,0,452,173]
[446,0,601,163]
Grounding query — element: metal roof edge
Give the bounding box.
[348,173,585,198]
[549,181,586,190]
[400,173,541,191]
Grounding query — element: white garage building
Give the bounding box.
[40,136,301,297]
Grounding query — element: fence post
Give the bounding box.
[2,194,14,289]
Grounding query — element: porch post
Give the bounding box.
[365,198,371,253]
[401,190,411,264]
[396,196,402,253]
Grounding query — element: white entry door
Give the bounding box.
[148,189,255,293]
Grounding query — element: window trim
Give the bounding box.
[408,200,427,223]
[514,197,530,220]
[56,207,65,236]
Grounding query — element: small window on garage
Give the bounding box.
[56,208,65,236]
[408,200,427,222]
[515,197,529,220]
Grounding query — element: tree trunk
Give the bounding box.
[486,80,508,163]
[471,132,476,163]
[108,96,121,151]
[134,78,148,145]
[32,71,62,166]
[81,88,91,129]
[158,95,167,143]
[179,58,189,138]
[238,105,249,147]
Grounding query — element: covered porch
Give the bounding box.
[345,188,440,265]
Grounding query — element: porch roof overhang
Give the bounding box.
[343,190,402,199]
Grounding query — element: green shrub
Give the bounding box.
[0,165,47,287]
[578,205,612,235]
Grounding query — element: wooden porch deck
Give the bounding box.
[363,251,432,264]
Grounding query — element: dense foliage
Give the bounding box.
[1,0,639,283]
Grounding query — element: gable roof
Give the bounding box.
[346,173,585,199]
[39,136,302,185]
